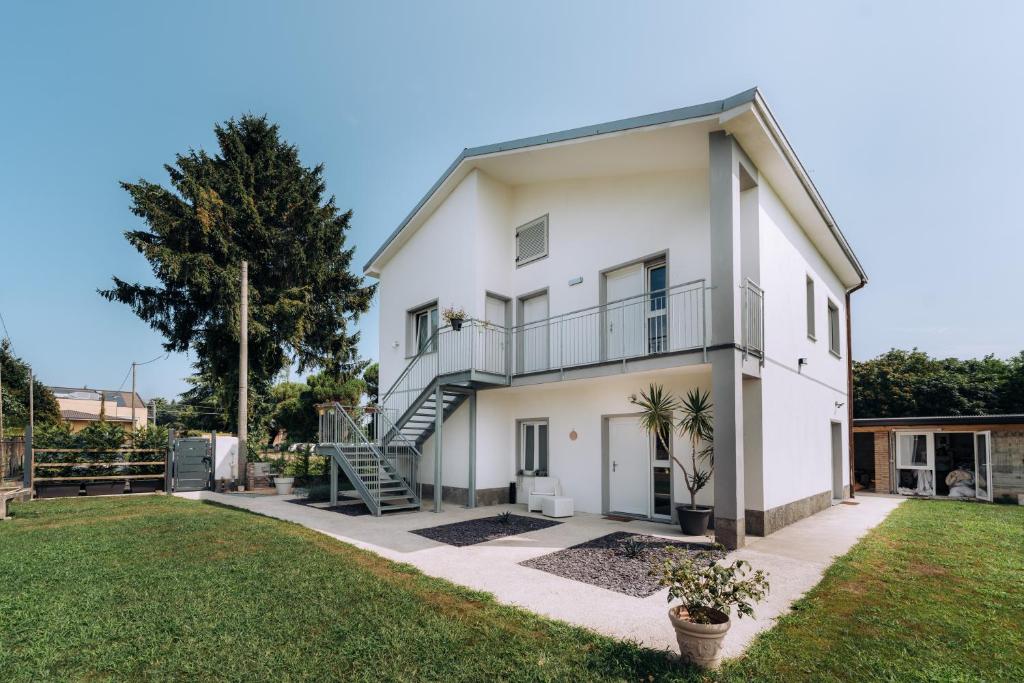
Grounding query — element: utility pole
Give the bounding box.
[131,361,137,433]
[238,260,249,489]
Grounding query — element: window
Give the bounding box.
[896,433,931,469]
[409,304,438,355]
[519,420,549,474]
[515,215,548,267]
[827,300,840,356]
[806,276,816,339]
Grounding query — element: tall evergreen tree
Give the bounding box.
[101,115,375,425]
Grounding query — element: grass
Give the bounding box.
[718,499,1024,682]
[1,497,1021,682]
[0,496,688,682]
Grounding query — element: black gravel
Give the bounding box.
[520,531,724,597]
[411,513,562,547]
[285,498,372,517]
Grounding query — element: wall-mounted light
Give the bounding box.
[392,341,400,349]
[568,276,583,286]
[798,357,808,370]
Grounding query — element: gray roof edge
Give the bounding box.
[854,415,1024,427]
[363,88,760,274]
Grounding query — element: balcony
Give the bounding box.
[511,279,708,375]
[383,278,764,418]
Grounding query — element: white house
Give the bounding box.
[318,88,867,549]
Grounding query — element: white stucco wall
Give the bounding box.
[755,179,850,509]
[422,368,713,515]
[373,149,856,521]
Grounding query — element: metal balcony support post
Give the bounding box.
[468,391,477,508]
[330,452,338,507]
[433,382,443,513]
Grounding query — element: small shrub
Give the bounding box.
[619,537,646,559]
[496,511,513,526]
[655,545,769,624]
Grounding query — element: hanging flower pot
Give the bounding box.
[442,306,468,331]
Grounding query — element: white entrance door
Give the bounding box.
[605,264,645,360]
[520,293,549,373]
[974,431,993,501]
[483,295,508,374]
[608,416,650,516]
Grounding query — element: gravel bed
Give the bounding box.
[285,498,372,517]
[411,513,561,547]
[520,531,724,598]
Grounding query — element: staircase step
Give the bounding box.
[379,501,421,512]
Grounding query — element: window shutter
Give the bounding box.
[516,216,548,266]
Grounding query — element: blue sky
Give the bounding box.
[1,1,1021,400]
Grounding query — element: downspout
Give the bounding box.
[845,280,867,499]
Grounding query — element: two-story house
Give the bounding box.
[317,88,867,549]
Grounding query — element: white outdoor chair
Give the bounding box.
[527,476,563,512]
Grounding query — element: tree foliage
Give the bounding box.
[0,340,60,431]
[853,348,1024,418]
[100,114,375,432]
[269,371,365,443]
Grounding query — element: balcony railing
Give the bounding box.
[381,320,508,420]
[378,279,736,419]
[741,279,764,361]
[511,280,707,375]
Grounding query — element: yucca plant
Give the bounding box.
[630,384,714,510]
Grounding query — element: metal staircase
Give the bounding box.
[317,404,422,515]
[317,320,510,516]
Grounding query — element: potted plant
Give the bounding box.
[274,458,299,495]
[442,306,468,332]
[656,545,769,669]
[631,384,715,535]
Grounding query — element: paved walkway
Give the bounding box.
[177,490,902,658]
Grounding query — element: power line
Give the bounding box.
[0,309,13,352]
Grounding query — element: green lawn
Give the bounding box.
[0,496,1021,682]
[720,499,1024,682]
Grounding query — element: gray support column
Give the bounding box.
[330,453,338,507]
[709,131,746,550]
[433,383,443,513]
[467,392,477,508]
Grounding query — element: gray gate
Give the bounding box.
[171,437,213,492]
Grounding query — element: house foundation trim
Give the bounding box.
[421,484,509,507]
[745,490,831,536]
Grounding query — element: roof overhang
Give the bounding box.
[363,88,867,289]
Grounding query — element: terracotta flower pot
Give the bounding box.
[668,605,731,669]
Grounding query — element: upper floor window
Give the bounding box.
[827,300,840,356]
[515,215,548,267]
[806,276,816,340]
[408,303,438,355]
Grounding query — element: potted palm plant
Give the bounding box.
[656,545,769,669]
[442,306,468,332]
[630,384,715,535]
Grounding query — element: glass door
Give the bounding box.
[895,432,934,495]
[646,262,667,354]
[974,431,993,501]
[651,426,672,520]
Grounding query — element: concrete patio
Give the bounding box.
[176,490,903,658]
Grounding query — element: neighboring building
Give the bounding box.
[322,88,868,549]
[49,387,149,432]
[853,415,1024,502]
